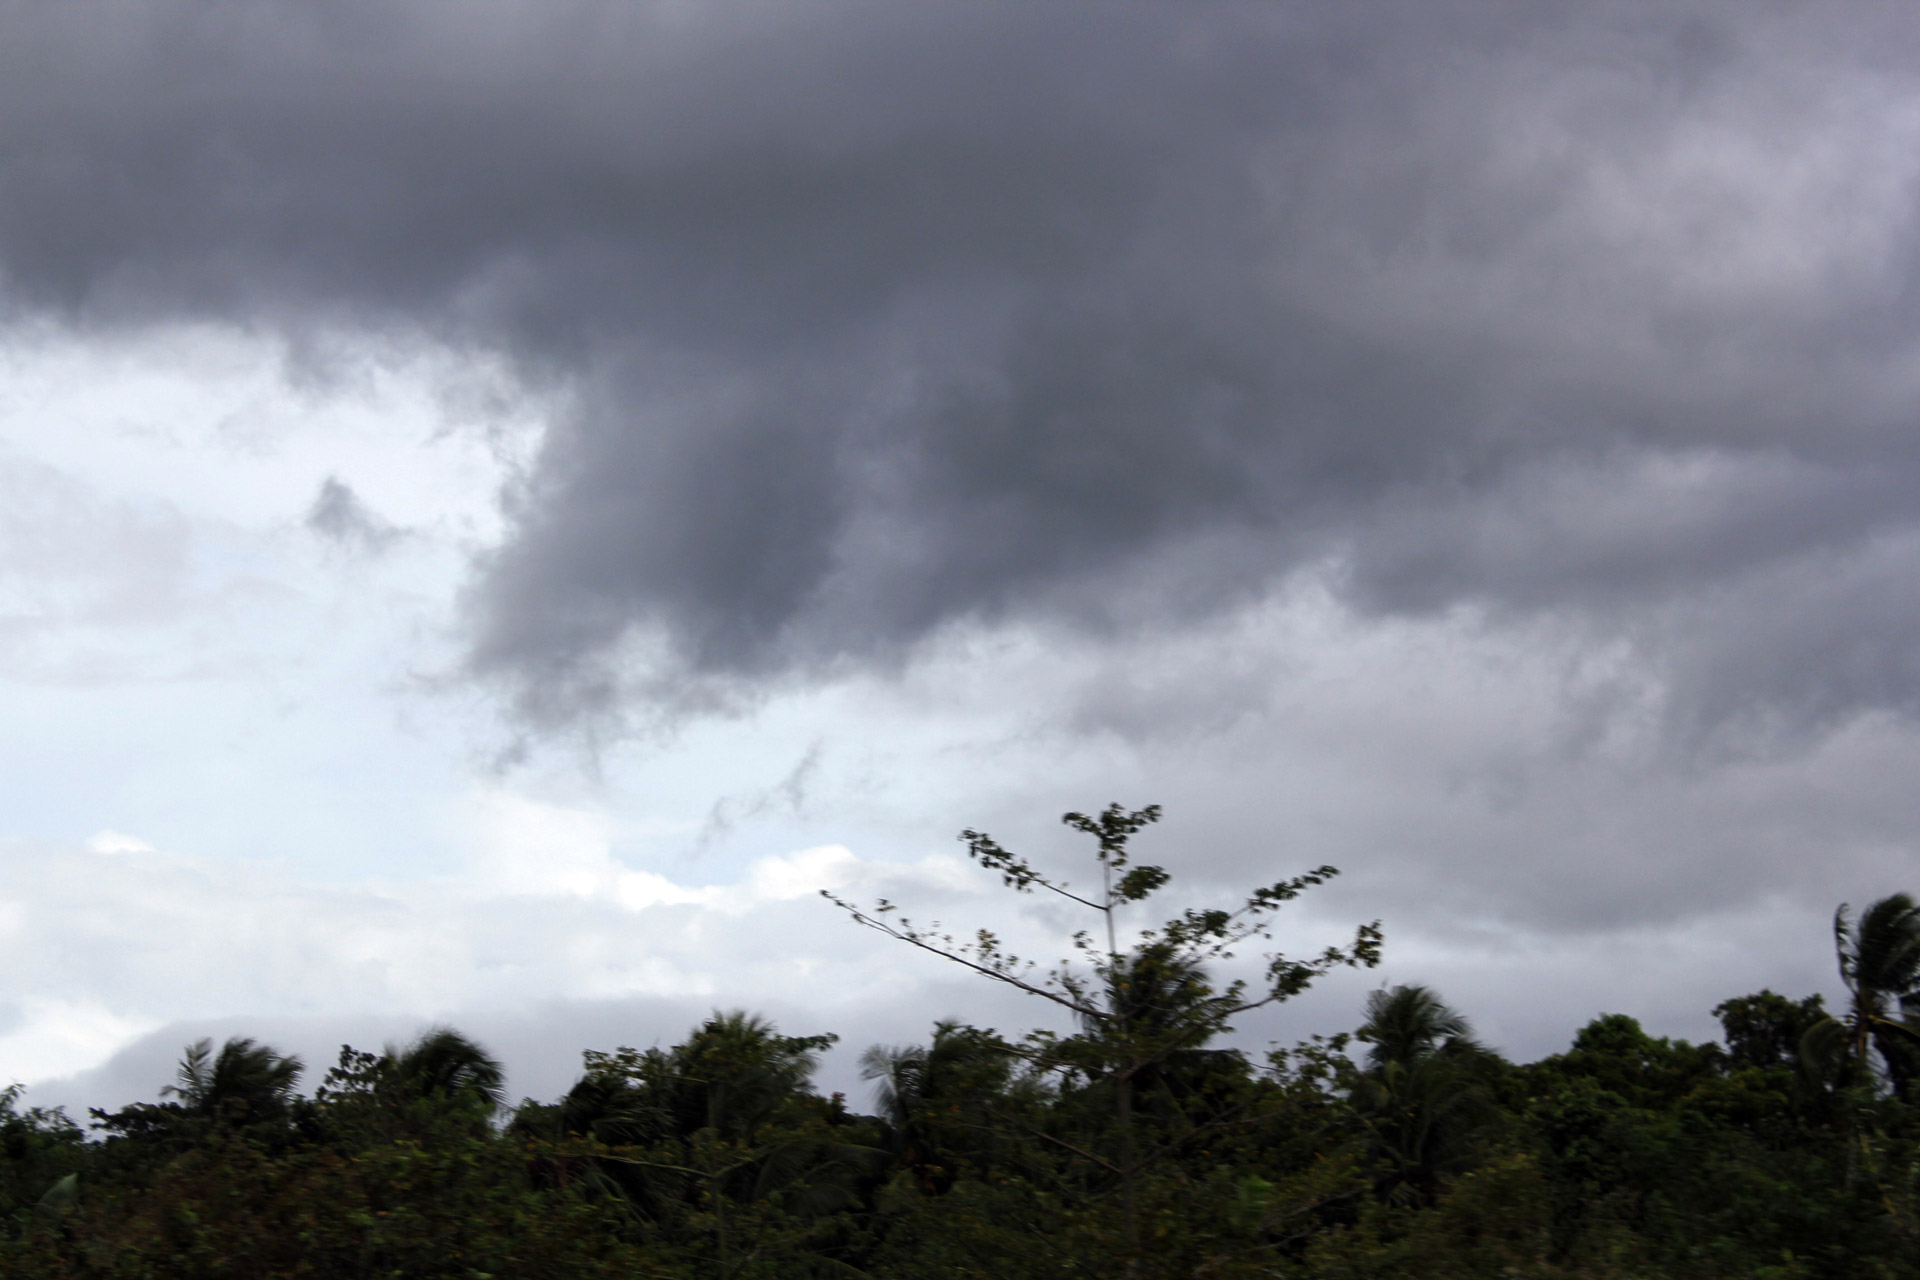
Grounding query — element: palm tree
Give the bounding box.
[551,1070,667,1148]
[1350,986,1495,1205]
[1828,894,1920,1093]
[825,801,1381,1262]
[162,1037,303,1122]
[600,1011,879,1274]
[676,1010,830,1144]
[1096,942,1229,1062]
[861,1021,1011,1193]
[529,1071,680,1220]
[1356,983,1485,1070]
[861,1042,930,1133]
[386,1027,507,1112]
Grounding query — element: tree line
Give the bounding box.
[4,804,1919,1278]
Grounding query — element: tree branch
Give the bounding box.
[823,892,1105,1019]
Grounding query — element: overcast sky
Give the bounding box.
[5,0,1920,1112]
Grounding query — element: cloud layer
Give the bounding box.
[3,773,1859,1117]
[5,3,1920,1102]
[5,2,1920,737]
[0,794,997,1105]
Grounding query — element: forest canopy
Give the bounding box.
[4,806,1917,1279]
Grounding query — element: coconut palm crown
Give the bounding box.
[1830,893,1920,1091]
[162,1037,303,1121]
[1356,984,1485,1071]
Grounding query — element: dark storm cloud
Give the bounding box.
[7,1,1920,731]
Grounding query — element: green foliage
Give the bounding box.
[12,1124,647,1278]
[826,804,1382,1037]
[4,807,1920,1278]
[1717,990,1830,1073]
[0,1085,85,1240]
[520,1010,885,1277]
[827,801,1382,1270]
[1348,985,1501,1206]
[1815,894,1920,1096]
[163,1038,304,1121]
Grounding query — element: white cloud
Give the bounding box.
[460,786,919,915]
[0,999,160,1087]
[87,830,156,855]
[0,809,997,1100]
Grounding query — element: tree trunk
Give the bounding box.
[1118,1059,1138,1273]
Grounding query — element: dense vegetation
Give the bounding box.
[6,805,1920,1278]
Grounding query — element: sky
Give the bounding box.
[5,0,1920,1112]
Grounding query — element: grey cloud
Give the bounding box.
[306,475,401,552]
[697,740,824,849]
[6,2,1920,736]
[0,455,193,680]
